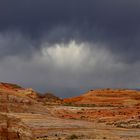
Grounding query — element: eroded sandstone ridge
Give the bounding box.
[64,89,140,107]
[0,113,34,140]
[0,82,60,140]
[0,83,140,140]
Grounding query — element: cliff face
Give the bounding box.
[0,83,52,140]
[0,113,34,140]
[0,82,63,140]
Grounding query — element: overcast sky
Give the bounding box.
[0,0,140,97]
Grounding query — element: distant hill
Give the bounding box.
[64,89,140,107]
[0,82,61,113]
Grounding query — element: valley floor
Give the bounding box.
[7,105,140,140]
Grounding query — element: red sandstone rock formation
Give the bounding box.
[0,113,34,140]
[64,89,140,107]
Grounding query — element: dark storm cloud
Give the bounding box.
[1,1,140,34]
[0,1,140,97]
[0,0,140,62]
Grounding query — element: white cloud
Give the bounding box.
[40,41,118,72]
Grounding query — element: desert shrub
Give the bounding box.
[80,116,85,119]
[63,102,73,106]
[69,134,78,139]
[79,104,96,107]
[12,84,22,89]
[77,111,82,114]
[134,124,140,128]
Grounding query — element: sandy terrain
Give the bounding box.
[8,106,140,140]
[0,83,140,140]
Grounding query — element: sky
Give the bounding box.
[0,0,140,97]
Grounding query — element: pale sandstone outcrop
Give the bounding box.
[0,113,34,140]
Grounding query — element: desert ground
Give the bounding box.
[0,83,140,140]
